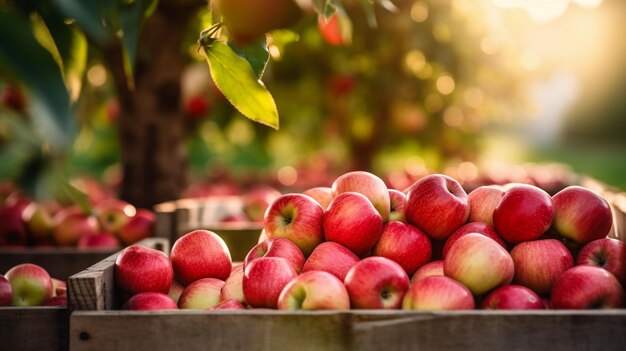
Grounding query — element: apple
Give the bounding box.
[168,279,185,304]
[552,186,613,245]
[301,241,359,281]
[405,174,470,240]
[77,232,120,249]
[302,186,333,210]
[277,271,350,310]
[344,257,410,309]
[577,238,626,286]
[551,265,625,309]
[115,244,173,295]
[442,222,506,259]
[482,285,544,310]
[257,229,268,244]
[5,263,52,306]
[410,260,444,283]
[43,296,67,306]
[323,192,383,257]
[0,205,28,246]
[185,94,211,118]
[493,184,555,244]
[242,257,297,309]
[444,233,514,295]
[264,193,324,256]
[0,275,12,306]
[318,13,347,47]
[244,238,305,273]
[221,264,245,304]
[243,185,282,222]
[388,189,406,222]
[467,185,505,225]
[373,221,432,276]
[21,202,54,239]
[402,276,475,310]
[117,209,155,245]
[93,198,135,233]
[178,278,225,309]
[52,208,100,246]
[510,239,573,295]
[331,171,390,222]
[210,299,247,310]
[123,292,178,311]
[170,230,232,286]
[51,278,67,297]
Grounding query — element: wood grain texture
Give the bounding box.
[0,307,68,351]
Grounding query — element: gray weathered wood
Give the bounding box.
[0,306,68,351]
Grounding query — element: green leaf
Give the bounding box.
[119,0,156,87]
[0,9,74,153]
[229,39,270,79]
[359,0,377,27]
[204,42,279,130]
[51,0,116,44]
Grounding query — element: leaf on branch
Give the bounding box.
[204,41,279,130]
[228,38,270,79]
[119,0,157,89]
[51,0,116,44]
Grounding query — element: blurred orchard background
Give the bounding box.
[1,0,625,210]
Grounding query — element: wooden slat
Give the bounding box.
[0,307,69,351]
[154,201,177,243]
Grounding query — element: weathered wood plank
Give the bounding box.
[0,307,69,351]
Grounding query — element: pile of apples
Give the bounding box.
[0,263,67,307]
[114,172,625,311]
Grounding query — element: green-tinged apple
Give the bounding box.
[510,239,573,295]
[577,238,626,286]
[242,257,297,308]
[482,285,544,310]
[493,184,555,244]
[210,299,246,310]
[467,185,505,225]
[5,263,52,306]
[373,221,431,276]
[0,275,12,306]
[302,187,333,210]
[323,192,383,257]
[444,233,514,295]
[442,222,506,259]
[170,230,232,285]
[277,271,350,310]
[243,186,282,222]
[77,232,120,249]
[244,238,305,273]
[43,295,67,306]
[93,198,135,233]
[410,260,444,283]
[402,276,474,310]
[344,257,410,309]
[21,202,54,239]
[115,244,173,294]
[331,171,390,222]
[552,186,613,245]
[264,193,324,256]
[168,279,185,303]
[301,243,359,282]
[405,174,470,240]
[123,292,178,310]
[388,189,406,222]
[551,265,624,309]
[178,278,225,309]
[118,209,155,245]
[221,264,245,304]
[52,208,100,246]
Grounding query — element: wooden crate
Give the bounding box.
[154,196,262,261]
[0,238,167,351]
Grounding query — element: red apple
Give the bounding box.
[442,222,506,259]
[467,185,505,225]
[551,265,624,309]
[318,13,346,46]
[242,257,297,309]
[244,238,305,273]
[323,192,383,257]
[373,221,431,276]
[0,205,28,246]
[493,184,555,244]
[115,244,173,295]
[302,187,333,210]
[210,299,246,310]
[344,257,410,309]
[482,285,544,310]
[52,209,100,246]
[331,171,390,222]
[577,238,626,287]
[277,271,350,310]
[301,241,360,281]
[168,279,185,304]
[0,275,13,306]
[264,194,324,256]
[388,189,406,222]
[178,278,225,309]
[123,292,178,311]
[170,230,232,286]
[243,185,282,222]
[220,264,245,304]
[93,198,134,234]
[405,174,470,240]
[444,233,514,295]
[552,186,613,245]
[410,260,444,283]
[43,295,67,306]
[77,232,120,249]
[510,239,573,295]
[5,263,52,306]
[185,94,211,118]
[117,209,155,245]
[402,276,475,310]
